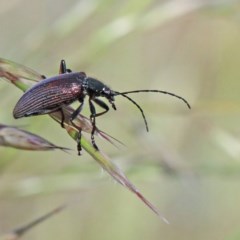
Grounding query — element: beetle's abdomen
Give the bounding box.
[13,73,84,118]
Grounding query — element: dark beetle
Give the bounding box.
[13,60,191,154]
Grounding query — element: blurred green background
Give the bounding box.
[1,0,240,239]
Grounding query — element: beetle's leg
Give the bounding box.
[88,99,110,150]
[59,108,65,128]
[59,59,72,74]
[76,129,82,155]
[68,117,82,155]
[59,60,67,74]
[69,99,85,155]
[89,100,99,150]
[70,119,82,156]
[69,120,82,155]
[70,100,84,121]
[92,98,109,117]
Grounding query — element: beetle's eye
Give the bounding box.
[102,87,109,94]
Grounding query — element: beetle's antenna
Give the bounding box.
[116,90,191,109]
[114,91,149,132]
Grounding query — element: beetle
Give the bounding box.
[13,60,191,154]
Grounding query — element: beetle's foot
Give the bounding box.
[90,116,99,151]
[91,138,99,151]
[77,130,82,155]
[60,108,65,128]
[91,130,99,151]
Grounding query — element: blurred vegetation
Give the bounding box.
[1,0,240,240]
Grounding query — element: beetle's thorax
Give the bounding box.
[81,75,89,94]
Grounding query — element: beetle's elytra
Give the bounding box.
[13,60,191,154]
[13,72,86,118]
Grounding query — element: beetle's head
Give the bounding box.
[87,77,115,100]
[86,77,116,109]
[99,86,117,110]
[101,86,116,100]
